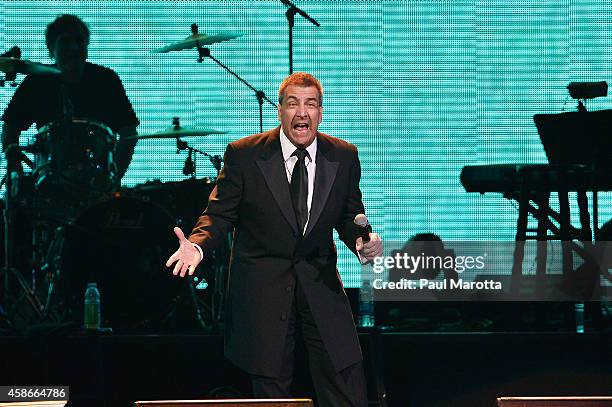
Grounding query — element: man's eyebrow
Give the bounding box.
[285,96,319,102]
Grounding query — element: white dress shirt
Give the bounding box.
[279,127,317,234]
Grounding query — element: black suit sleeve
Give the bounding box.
[188,143,242,257]
[335,146,366,257]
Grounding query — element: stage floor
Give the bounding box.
[1,331,611,407]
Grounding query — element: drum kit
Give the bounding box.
[0,28,257,333]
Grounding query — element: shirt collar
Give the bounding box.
[280,127,317,163]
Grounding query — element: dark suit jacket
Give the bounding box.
[189,126,365,377]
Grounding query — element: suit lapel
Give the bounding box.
[304,134,339,237]
[256,128,299,234]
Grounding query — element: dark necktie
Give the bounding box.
[290,148,309,234]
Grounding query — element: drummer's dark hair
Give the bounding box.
[45,14,90,57]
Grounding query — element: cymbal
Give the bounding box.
[152,32,243,53]
[126,125,227,140]
[0,57,61,75]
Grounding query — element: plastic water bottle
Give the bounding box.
[84,283,101,330]
[575,302,584,333]
[358,279,375,328]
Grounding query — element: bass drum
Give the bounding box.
[56,197,188,332]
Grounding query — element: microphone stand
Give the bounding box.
[190,24,276,133]
[279,0,320,74]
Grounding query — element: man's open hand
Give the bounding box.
[165,227,201,277]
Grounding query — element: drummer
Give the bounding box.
[1,14,139,179]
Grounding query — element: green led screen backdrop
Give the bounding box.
[1,1,610,287]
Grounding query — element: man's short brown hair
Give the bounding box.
[278,72,323,106]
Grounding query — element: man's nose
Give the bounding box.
[296,105,308,116]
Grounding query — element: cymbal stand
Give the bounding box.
[279,0,320,74]
[175,136,226,328]
[176,137,223,177]
[190,24,276,133]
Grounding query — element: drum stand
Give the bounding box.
[38,225,66,321]
[176,137,222,178]
[1,157,46,328]
[0,148,74,329]
[172,141,229,330]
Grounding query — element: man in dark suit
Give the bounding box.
[166,72,382,406]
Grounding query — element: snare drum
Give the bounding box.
[33,118,118,198]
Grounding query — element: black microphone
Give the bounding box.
[354,213,372,243]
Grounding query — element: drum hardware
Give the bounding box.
[126,117,225,178]
[32,118,120,200]
[3,144,35,173]
[124,117,226,140]
[158,282,210,332]
[40,226,65,319]
[0,98,227,334]
[1,154,46,326]
[30,196,198,332]
[2,168,224,333]
[126,177,229,327]
[153,24,276,133]
[176,139,224,177]
[1,117,121,328]
[279,0,320,74]
[168,118,224,177]
[151,30,243,53]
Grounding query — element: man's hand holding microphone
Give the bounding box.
[354,214,383,263]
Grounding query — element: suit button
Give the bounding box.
[280,314,287,321]
[286,286,292,293]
